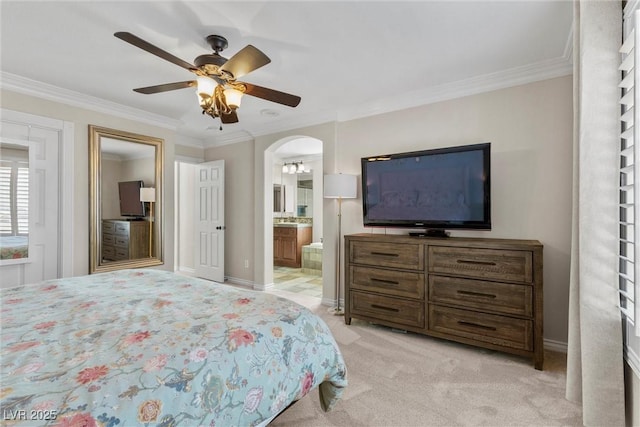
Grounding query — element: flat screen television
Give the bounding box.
[361,142,491,235]
[118,180,146,218]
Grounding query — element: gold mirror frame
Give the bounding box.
[89,125,164,273]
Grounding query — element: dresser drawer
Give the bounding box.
[351,291,424,328]
[428,246,533,283]
[114,222,130,235]
[428,305,532,351]
[429,275,532,317]
[102,221,115,233]
[351,266,424,299]
[102,245,115,258]
[114,236,129,247]
[102,233,115,245]
[274,227,297,237]
[350,240,424,270]
[114,247,129,259]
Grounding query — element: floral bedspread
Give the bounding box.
[0,269,347,426]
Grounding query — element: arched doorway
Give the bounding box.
[265,136,324,298]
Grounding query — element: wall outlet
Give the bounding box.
[244,259,249,268]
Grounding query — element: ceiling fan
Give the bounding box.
[114,32,301,126]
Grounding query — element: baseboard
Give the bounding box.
[224,276,255,289]
[544,338,568,353]
[251,282,275,291]
[321,297,344,308]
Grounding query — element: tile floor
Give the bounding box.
[273,266,323,298]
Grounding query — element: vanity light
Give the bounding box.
[283,161,307,175]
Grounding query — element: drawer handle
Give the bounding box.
[371,304,400,312]
[456,259,497,266]
[370,252,400,257]
[371,278,399,285]
[457,320,497,331]
[456,290,497,299]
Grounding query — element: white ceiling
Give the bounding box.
[0,1,573,150]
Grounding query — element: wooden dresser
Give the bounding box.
[344,233,544,369]
[102,219,150,261]
[274,224,312,268]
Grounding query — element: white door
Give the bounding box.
[194,160,225,282]
[0,119,59,287]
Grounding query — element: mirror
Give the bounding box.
[0,141,31,263]
[296,173,313,217]
[89,125,164,273]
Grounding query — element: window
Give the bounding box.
[0,155,29,236]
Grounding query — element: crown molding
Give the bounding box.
[0,72,182,131]
[3,51,573,149]
[205,54,573,147]
[337,55,573,123]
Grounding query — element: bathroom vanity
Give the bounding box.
[274,223,312,268]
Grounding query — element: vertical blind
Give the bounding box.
[620,17,640,337]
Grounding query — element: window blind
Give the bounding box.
[16,165,28,235]
[620,17,640,338]
[0,160,29,236]
[0,164,12,235]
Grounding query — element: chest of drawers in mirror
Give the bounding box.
[102,219,149,262]
[344,234,544,369]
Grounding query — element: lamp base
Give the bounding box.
[327,306,345,316]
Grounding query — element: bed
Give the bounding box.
[0,269,347,426]
[0,235,28,260]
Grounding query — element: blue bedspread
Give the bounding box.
[0,269,347,426]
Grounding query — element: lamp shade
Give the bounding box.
[140,187,156,202]
[324,174,357,199]
[196,76,216,97]
[223,86,243,109]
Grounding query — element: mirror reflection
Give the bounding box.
[296,173,313,218]
[0,142,29,262]
[89,126,163,273]
[274,161,313,218]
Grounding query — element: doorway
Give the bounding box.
[269,137,323,298]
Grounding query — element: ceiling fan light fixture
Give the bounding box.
[196,76,216,98]
[223,86,243,109]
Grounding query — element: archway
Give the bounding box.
[264,136,324,297]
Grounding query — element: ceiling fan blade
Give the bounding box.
[242,83,301,108]
[219,45,271,79]
[115,32,196,71]
[220,110,239,124]
[133,81,196,94]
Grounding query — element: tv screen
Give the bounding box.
[118,180,146,217]
[361,143,491,231]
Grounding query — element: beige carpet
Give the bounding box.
[268,289,583,427]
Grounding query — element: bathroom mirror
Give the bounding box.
[296,173,313,217]
[89,125,164,273]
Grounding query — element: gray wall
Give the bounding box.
[206,75,573,345]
